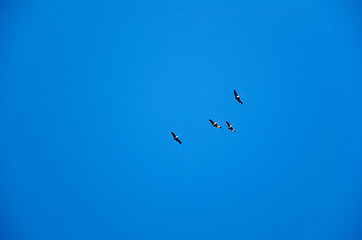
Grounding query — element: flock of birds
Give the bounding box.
[171,90,243,144]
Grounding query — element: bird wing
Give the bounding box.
[176,138,182,144]
[171,132,176,138]
[226,121,231,127]
[209,119,215,125]
[234,90,238,97]
[236,98,243,104]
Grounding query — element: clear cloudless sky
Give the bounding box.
[1,1,362,239]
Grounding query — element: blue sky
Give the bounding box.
[1,1,362,239]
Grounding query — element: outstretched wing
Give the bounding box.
[226,121,231,127]
[176,138,182,144]
[171,132,176,138]
[209,119,215,125]
[234,90,238,97]
[236,98,243,104]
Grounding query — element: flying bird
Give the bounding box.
[226,121,236,132]
[234,90,243,104]
[171,132,182,144]
[209,119,222,129]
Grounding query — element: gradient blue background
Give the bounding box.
[1,1,362,239]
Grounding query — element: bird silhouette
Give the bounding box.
[171,132,182,144]
[209,119,222,129]
[234,90,243,104]
[226,121,236,132]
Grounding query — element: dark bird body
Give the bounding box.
[226,121,236,132]
[234,90,243,104]
[171,132,182,144]
[209,119,222,129]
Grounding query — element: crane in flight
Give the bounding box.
[226,121,236,132]
[171,132,182,144]
[234,90,243,104]
[209,119,222,129]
